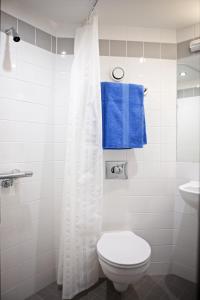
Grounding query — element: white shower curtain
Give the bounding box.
[57,15,103,299]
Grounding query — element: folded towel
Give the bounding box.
[101,81,147,149]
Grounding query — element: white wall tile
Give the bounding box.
[0,28,179,296]
[143,144,161,161]
[17,60,52,87]
[161,61,177,92]
[127,148,144,162]
[141,59,161,92]
[134,228,174,246]
[146,110,161,127]
[144,91,161,111]
[0,98,49,123]
[147,126,161,144]
[100,54,177,275]
[103,149,127,161]
[0,76,51,106]
[161,144,176,162]
[171,263,197,283]
[161,127,176,144]
[161,91,177,111]
[99,25,176,43]
[148,262,171,275]
[131,212,174,230]
[17,40,53,70]
[151,245,174,263]
[0,33,56,298]
[128,196,174,213]
[160,110,176,127]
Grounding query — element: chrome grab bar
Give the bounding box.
[0,169,33,188]
[0,169,33,180]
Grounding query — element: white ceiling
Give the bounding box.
[98,0,200,29]
[2,0,200,35]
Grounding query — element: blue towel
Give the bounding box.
[101,82,147,149]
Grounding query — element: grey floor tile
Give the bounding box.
[121,286,140,300]
[144,282,179,300]
[166,274,196,298]
[37,284,62,299]
[26,295,43,300]
[134,275,157,299]
[42,294,62,300]
[92,281,107,298]
[151,275,164,284]
[78,295,91,300]
[179,288,197,300]
[155,278,183,299]
[28,274,197,300]
[145,289,167,300]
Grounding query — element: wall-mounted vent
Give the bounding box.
[190,39,200,53]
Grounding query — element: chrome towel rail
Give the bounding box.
[0,169,33,180]
[0,169,33,188]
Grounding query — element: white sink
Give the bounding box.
[179,181,200,208]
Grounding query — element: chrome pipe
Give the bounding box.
[0,169,33,180]
[5,27,21,42]
[87,0,99,20]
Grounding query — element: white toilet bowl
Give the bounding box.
[97,231,151,292]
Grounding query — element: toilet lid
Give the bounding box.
[97,231,151,267]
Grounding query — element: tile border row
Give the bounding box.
[177,39,200,59]
[1,11,58,53]
[1,10,197,60]
[99,39,177,59]
[177,87,200,98]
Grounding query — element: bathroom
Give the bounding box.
[0,0,199,299]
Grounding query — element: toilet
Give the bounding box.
[97,231,151,292]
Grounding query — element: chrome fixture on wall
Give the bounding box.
[111,66,125,81]
[105,161,128,179]
[190,39,200,53]
[5,27,21,42]
[111,66,148,95]
[87,0,99,20]
[0,169,33,188]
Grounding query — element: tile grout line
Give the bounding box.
[16,17,19,33]
[34,27,36,46]
[142,41,144,58]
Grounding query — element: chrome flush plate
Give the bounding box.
[105,161,128,179]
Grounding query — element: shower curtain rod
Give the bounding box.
[88,0,99,20]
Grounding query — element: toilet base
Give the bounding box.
[99,257,151,294]
[97,231,151,294]
[113,282,128,292]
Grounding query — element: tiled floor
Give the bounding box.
[27,274,197,300]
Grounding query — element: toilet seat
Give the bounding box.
[97,231,151,269]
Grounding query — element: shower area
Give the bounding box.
[0,0,199,300]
